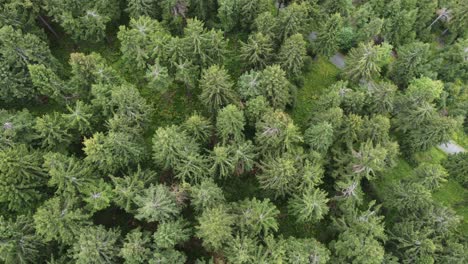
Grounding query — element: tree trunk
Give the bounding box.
[38,15,59,39]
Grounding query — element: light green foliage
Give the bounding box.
[240,32,274,70]
[216,104,245,144]
[28,64,67,101]
[0,215,43,264]
[134,184,180,223]
[257,154,300,197]
[68,53,123,96]
[395,78,459,152]
[0,144,47,212]
[173,151,209,183]
[237,70,262,101]
[0,26,56,101]
[146,60,173,93]
[414,163,448,190]
[255,110,303,156]
[235,198,279,237]
[258,65,292,109]
[196,205,234,251]
[153,219,191,248]
[224,235,257,263]
[152,125,189,169]
[174,59,200,91]
[288,188,329,223]
[390,41,433,87]
[182,113,212,144]
[34,112,71,150]
[209,145,236,179]
[231,140,256,175]
[106,84,153,128]
[199,65,237,113]
[350,140,388,180]
[305,121,334,153]
[331,202,386,264]
[120,229,152,264]
[150,249,187,264]
[44,152,94,198]
[278,33,307,77]
[62,101,93,133]
[118,16,168,71]
[34,197,90,245]
[183,18,227,66]
[126,0,159,18]
[254,11,277,37]
[71,225,120,264]
[43,0,120,42]
[345,42,392,82]
[83,131,145,173]
[387,182,433,214]
[245,96,272,125]
[111,166,155,213]
[190,179,226,212]
[152,125,200,176]
[284,237,330,264]
[81,179,113,212]
[315,13,343,57]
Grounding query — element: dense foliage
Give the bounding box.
[0,0,467,263]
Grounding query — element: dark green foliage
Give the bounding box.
[443,153,468,187]
[315,13,343,57]
[389,41,434,87]
[120,229,152,264]
[0,25,56,101]
[0,109,36,149]
[0,215,44,264]
[43,0,120,42]
[0,144,47,212]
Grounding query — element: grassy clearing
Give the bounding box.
[453,129,468,149]
[291,56,340,129]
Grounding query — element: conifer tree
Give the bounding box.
[199,65,237,113]
[278,33,307,77]
[315,13,343,57]
[240,33,274,70]
[70,225,120,264]
[0,144,47,212]
[134,184,181,223]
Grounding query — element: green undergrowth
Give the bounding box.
[291,56,340,129]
